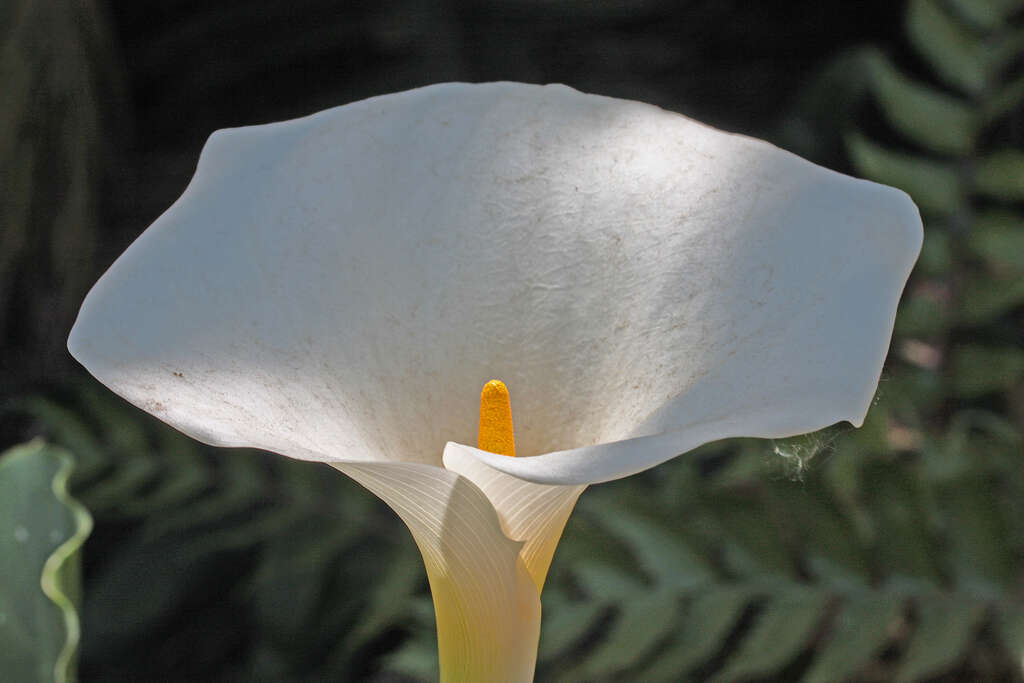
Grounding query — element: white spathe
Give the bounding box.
[332,456,583,681]
[68,82,922,682]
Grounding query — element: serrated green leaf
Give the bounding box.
[866,50,977,155]
[938,475,1013,592]
[967,211,1024,272]
[708,448,766,488]
[907,0,990,94]
[947,0,1024,29]
[598,508,713,590]
[975,151,1024,200]
[780,484,870,588]
[0,441,92,683]
[802,595,903,683]
[921,430,973,484]
[708,491,795,577]
[775,48,873,160]
[80,530,263,663]
[248,523,356,642]
[117,440,210,517]
[983,71,1024,123]
[332,541,423,658]
[880,367,948,417]
[863,463,943,585]
[75,451,159,515]
[894,598,986,682]
[709,587,830,683]
[384,637,438,682]
[950,345,1024,397]
[16,397,107,483]
[950,409,1023,446]
[539,598,605,662]
[180,503,303,560]
[846,133,964,216]
[574,562,647,601]
[959,272,1024,323]
[557,505,637,578]
[894,290,952,337]
[571,589,680,680]
[140,452,267,540]
[634,586,754,682]
[917,229,954,275]
[82,386,150,458]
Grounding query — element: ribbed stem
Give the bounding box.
[334,461,541,683]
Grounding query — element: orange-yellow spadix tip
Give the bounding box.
[478,379,516,457]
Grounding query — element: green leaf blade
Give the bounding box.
[0,441,93,683]
[635,586,754,682]
[802,595,903,683]
[894,598,987,683]
[975,151,1024,201]
[907,0,991,94]
[866,51,977,155]
[709,587,830,683]
[846,133,964,216]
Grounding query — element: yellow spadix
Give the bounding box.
[479,379,516,457]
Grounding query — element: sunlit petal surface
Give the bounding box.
[68,82,922,476]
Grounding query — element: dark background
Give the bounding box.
[3,1,1022,681]
[4,0,905,390]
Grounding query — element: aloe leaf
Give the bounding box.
[0,440,93,683]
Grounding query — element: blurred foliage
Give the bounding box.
[0,441,91,683]
[1,0,1023,681]
[4,389,422,681]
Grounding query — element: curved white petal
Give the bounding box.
[68,82,921,471]
[333,461,539,683]
[457,422,741,486]
[442,443,585,591]
[464,177,922,485]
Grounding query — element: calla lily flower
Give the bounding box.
[68,82,921,682]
